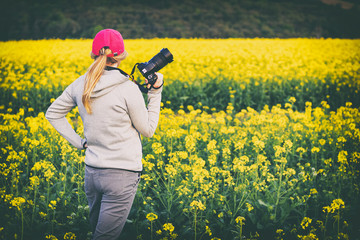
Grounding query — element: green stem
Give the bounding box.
[31,186,37,224]
[194,210,197,240]
[63,164,67,206]
[274,162,284,221]
[337,209,340,236]
[170,136,173,154]
[20,208,24,240]
[47,180,50,201]
[323,213,329,239]
[52,210,55,234]
[46,181,50,217]
[77,180,81,205]
[239,224,243,240]
[166,171,173,216]
[338,172,343,199]
[150,221,153,240]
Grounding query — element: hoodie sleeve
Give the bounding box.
[45,85,86,149]
[126,84,162,138]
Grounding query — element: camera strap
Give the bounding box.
[105,65,149,93]
[129,63,151,93]
[129,63,139,77]
[105,66,129,78]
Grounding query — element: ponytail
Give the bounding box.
[82,48,128,114]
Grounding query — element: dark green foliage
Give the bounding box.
[1,0,360,40]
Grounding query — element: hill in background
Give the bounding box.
[1,0,360,40]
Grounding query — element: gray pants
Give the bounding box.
[84,165,141,240]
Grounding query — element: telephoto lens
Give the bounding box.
[137,48,174,85]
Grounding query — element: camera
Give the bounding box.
[137,48,174,85]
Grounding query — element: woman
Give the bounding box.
[45,29,163,239]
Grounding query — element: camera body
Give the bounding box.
[137,48,173,85]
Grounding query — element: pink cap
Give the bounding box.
[92,29,125,57]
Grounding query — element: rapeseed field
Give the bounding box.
[0,39,359,239]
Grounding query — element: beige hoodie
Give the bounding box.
[45,68,162,171]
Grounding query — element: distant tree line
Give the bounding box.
[1,0,360,40]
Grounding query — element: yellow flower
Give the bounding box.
[205,225,212,236]
[235,216,245,225]
[288,97,296,104]
[45,235,58,240]
[146,212,158,222]
[337,151,348,164]
[10,197,26,211]
[323,199,345,214]
[310,188,318,195]
[185,135,196,153]
[163,223,175,233]
[31,160,56,181]
[274,145,285,157]
[49,200,57,210]
[152,142,166,155]
[297,233,318,240]
[190,200,206,211]
[296,147,306,154]
[300,217,312,229]
[246,203,254,212]
[39,211,47,219]
[207,140,217,152]
[284,140,293,150]
[311,147,320,153]
[64,232,76,240]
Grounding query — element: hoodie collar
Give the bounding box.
[91,68,129,98]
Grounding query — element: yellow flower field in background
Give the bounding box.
[1,38,359,84]
[1,38,359,114]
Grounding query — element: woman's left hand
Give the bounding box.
[146,72,163,89]
[153,72,163,88]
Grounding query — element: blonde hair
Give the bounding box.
[82,48,128,114]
